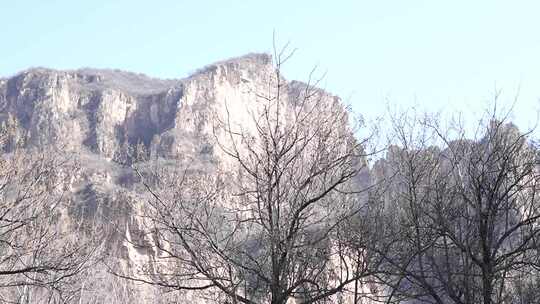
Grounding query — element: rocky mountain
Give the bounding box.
[0,53,361,303]
[2,54,264,158]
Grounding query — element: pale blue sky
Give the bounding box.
[2,1,539,131]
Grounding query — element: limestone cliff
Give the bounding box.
[0,53,363,303]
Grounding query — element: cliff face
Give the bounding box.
[0,53,358,303]
[0,54,277,161]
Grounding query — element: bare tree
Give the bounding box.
[124,48,382,304]
[372,109,540,304]
[0,118,101,303]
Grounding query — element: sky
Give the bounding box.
[2,0,540,133]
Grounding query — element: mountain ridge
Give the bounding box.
[0,53,355,303]
[1,53,274,95]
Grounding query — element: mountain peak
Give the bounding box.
[187,53,272,79]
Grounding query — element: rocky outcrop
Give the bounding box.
[0,54,277,162]
[0,53,356,303]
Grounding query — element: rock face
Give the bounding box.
[0,54,277,161]
[0,53,357,302]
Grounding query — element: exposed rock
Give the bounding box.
[0,53,361,303]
